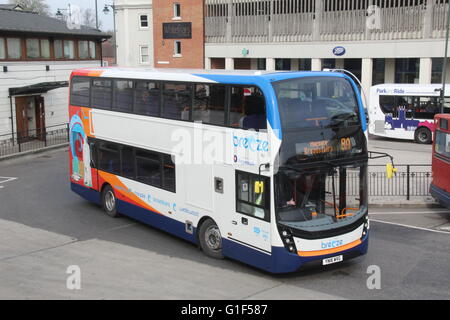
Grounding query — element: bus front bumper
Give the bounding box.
[270,233,369,274]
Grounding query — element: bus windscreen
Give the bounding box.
[273,77,366,164]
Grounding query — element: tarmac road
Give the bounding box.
[0,149,448,300]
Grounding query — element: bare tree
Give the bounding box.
[82,8,102,29]
[9,0,50,16]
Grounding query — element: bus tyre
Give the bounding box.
[102,185,119,218]
[415,127,432,144]
[199,219,224,259]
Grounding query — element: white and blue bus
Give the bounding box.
[69,68,369,273]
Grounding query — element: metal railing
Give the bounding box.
[205,0,447,43]
[326,165,433,201]
[0,124,69,157]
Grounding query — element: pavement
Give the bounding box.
[0,148,449,300]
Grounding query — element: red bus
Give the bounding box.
[431,114,450,208]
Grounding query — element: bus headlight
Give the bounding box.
[280,228,297,254]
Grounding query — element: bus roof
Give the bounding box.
[70,67,349,84]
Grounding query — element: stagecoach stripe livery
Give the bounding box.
[69,68,370,273]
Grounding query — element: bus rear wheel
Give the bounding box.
[199,219,224,259]
[415,127,432,144]
[101,185,119,218]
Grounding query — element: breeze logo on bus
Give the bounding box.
[233,135,269,152]
[321,239,344,249]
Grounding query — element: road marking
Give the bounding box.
[0,177,18,189]
[371,219,450,234]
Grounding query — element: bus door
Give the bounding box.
[225,170,271,255]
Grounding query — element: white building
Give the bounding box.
[204,0,450,97]
[115,0,154,67]
[0,6,110,144]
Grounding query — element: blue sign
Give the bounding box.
[333,46,346,56]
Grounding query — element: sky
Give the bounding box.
[0,0,114,31]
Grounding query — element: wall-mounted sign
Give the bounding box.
[242,48,249,57]
[163,22,192,39]
[332,46,346,56]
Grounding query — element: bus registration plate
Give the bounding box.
[323,255,343,266]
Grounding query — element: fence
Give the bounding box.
[327,165,433,201]
[0,124,69,157]
[205,0,447,43]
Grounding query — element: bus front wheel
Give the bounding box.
[101,185,119,218]
[199,219,224,259]
[415,127,432,144]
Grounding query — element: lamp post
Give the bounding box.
[95,0,99,30]
[440,0,450,114]
[103,2,117,65]
[55,4,72,21]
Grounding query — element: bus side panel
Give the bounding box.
[222,239,273,272]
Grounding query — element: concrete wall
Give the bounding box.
[116,0,154,67]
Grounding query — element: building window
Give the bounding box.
[0,38,6,59]
[372,58,385,85]
[140,45,149,64]
[174,41,181,56]
[298,59,312,71]
[26,39,40,59]
[64,40,75,59]
[174,3,181,19]
[7,38,21,59]
[40,39,50,59]
[89,41,96,59]
[256,58,266,70]
[54,40,63,59]
[395,58,419,83]
[140,14,149,28]
[79,40,89,59]
[432,58,444,84]
[275,58,291,71]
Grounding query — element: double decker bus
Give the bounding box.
[431,114,450,208]
[69,68,369,273]
[368,84,450,144]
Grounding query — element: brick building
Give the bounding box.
[152,0,204,68]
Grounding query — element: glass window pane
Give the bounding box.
[140,15,148,27]
[40,39,50,59]
[7,38,21,59]
[134,81,160,116]
[79,40,89,59]
[163,154,175,192]
[230,86,266,131]
[193,84,226,125]
[114,80,134,113]
[26,39,39,58]
[89,41,96,59]
[435,131,450,158]
[121,146,135,179]
[136,150,162,187]
[0,38,5,59]
[92,79,112,109]
[162,83,191,120]
[54,40,63,59]
[140,46,149,63]
[71,77,91,107]
[98,143,120,175]
[64,40,75,59]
